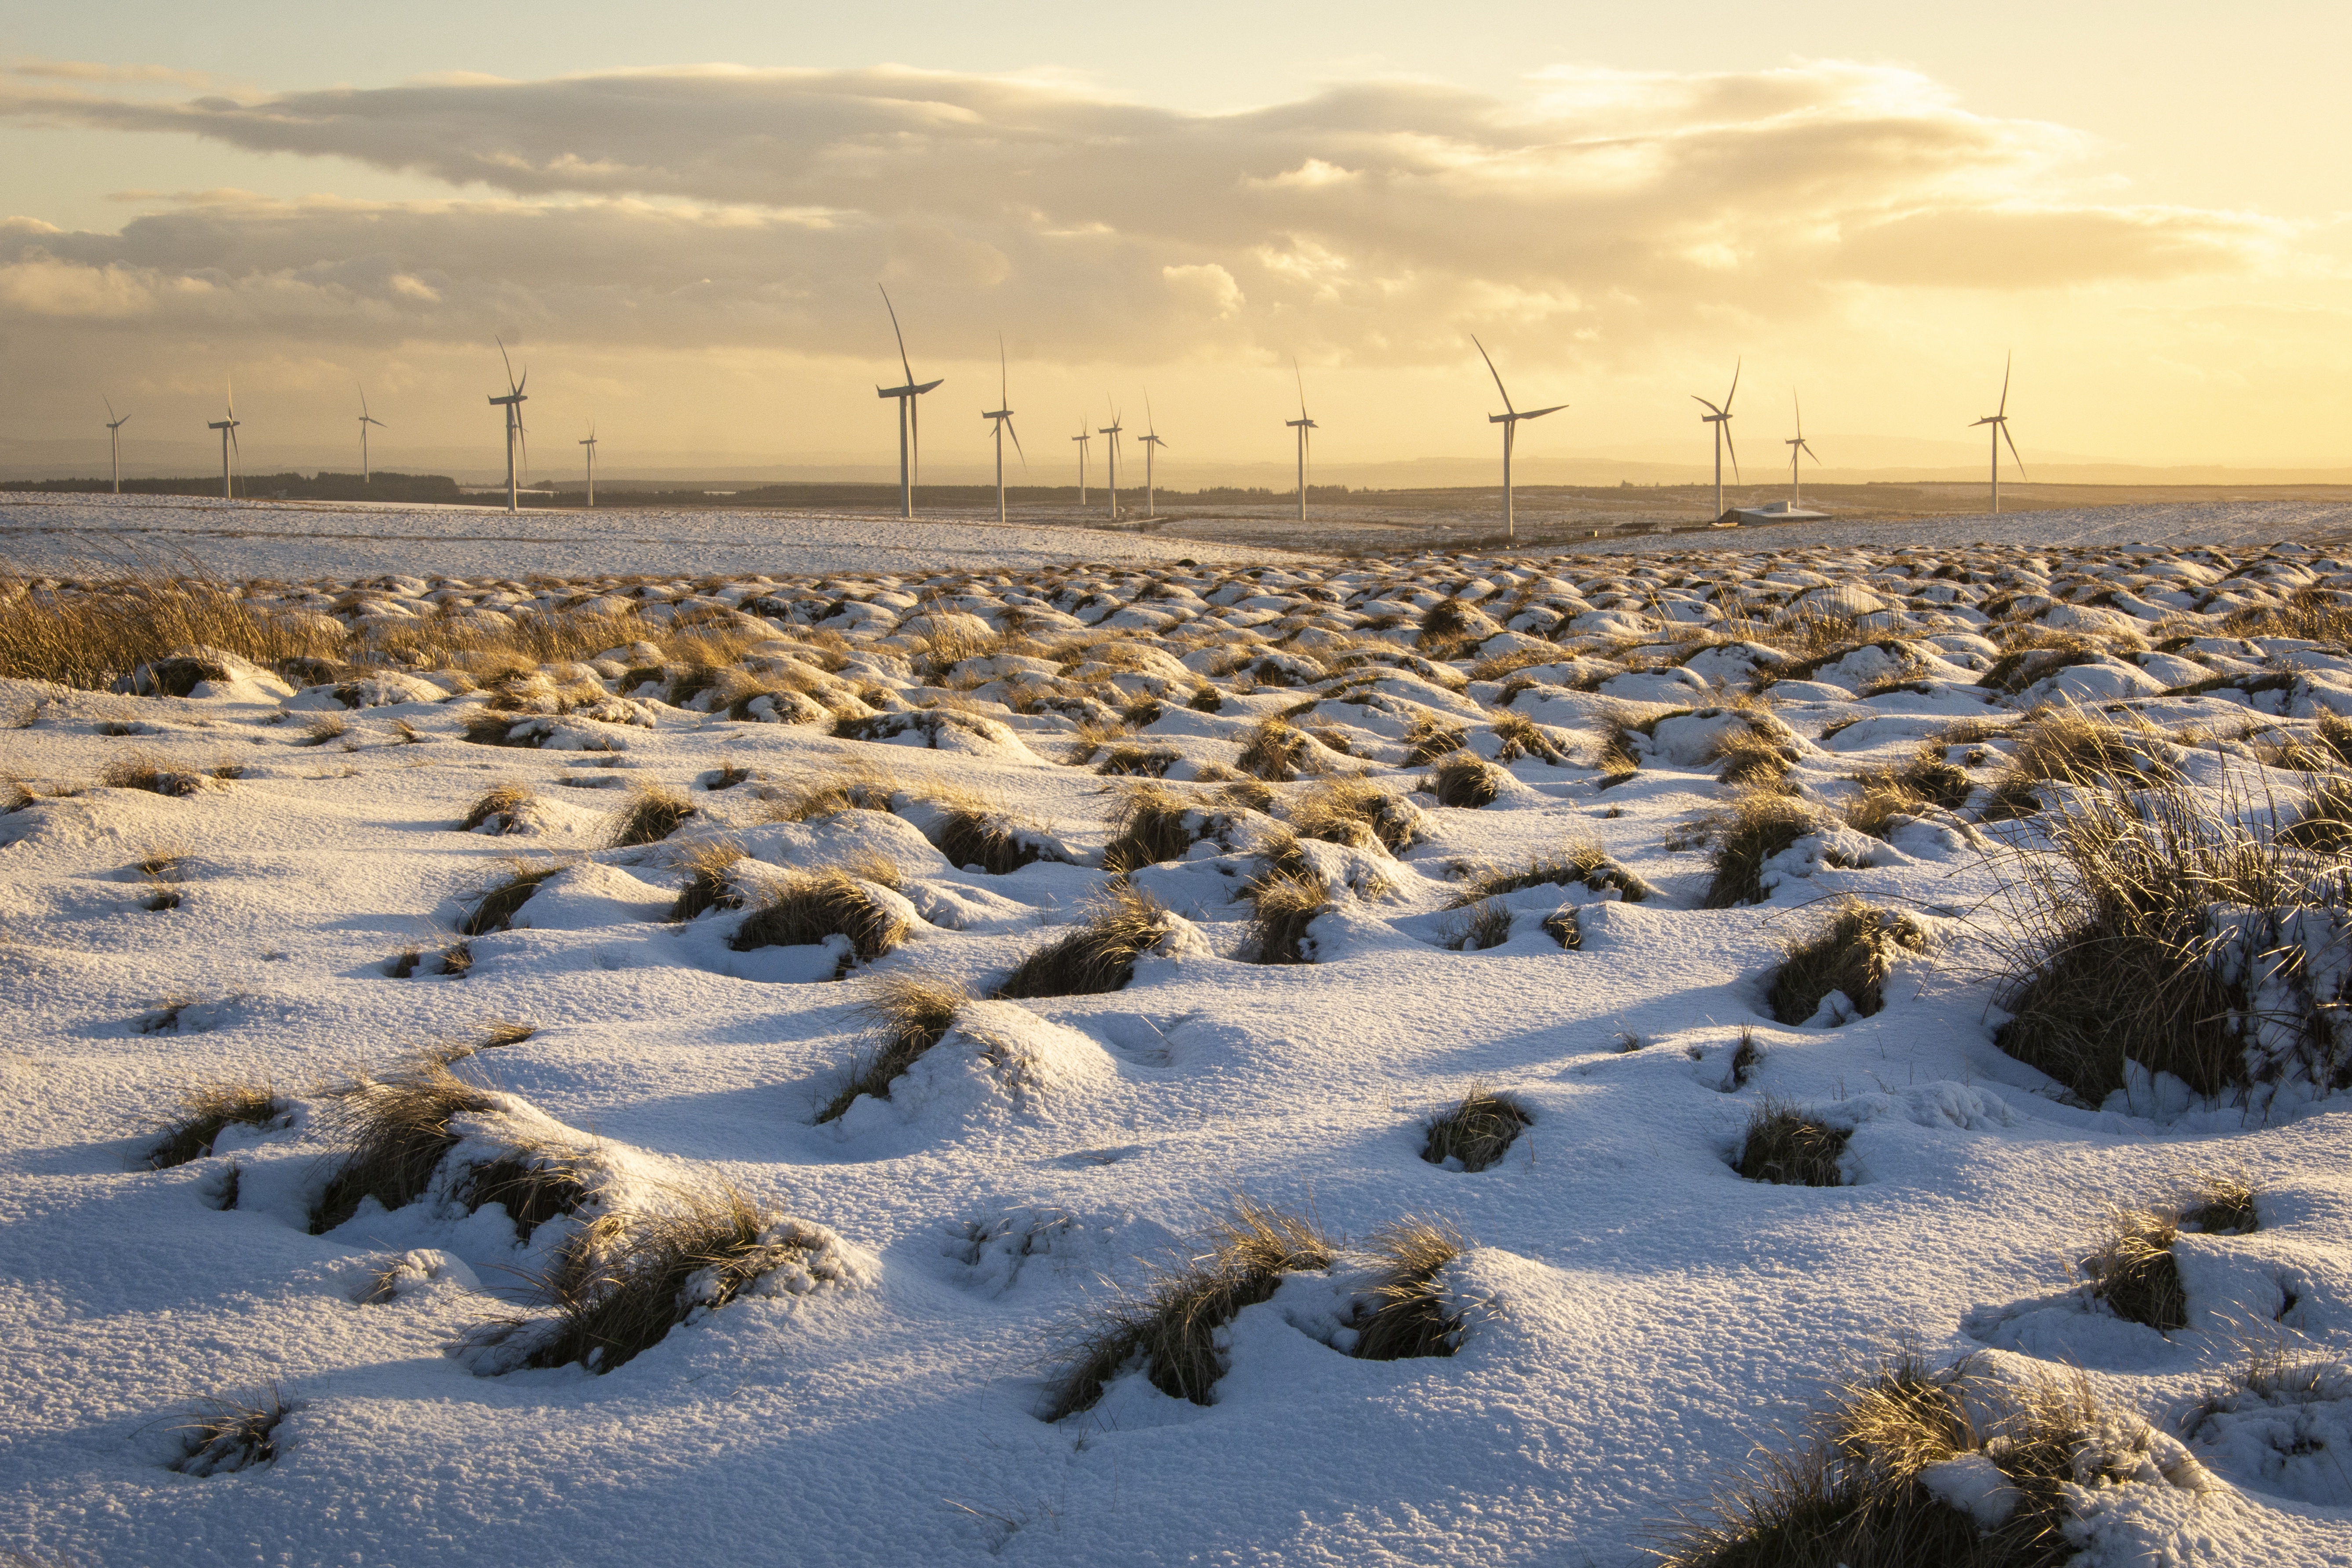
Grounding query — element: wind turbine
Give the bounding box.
[981,339,1025,525]
[356,385,386,484]
[206,381,240,501]
[1071,418,1091,507]
[874,286,943,520]
[1472,336,1565,541]
[102,398,130,495]
[579,423,598,508]
[1285,360,1316,523]
[1137,393,1167,519]
[1692,360,1741,520]
[1971,353,2025,514]
[1098,405,1124,521]
[1784,393,1818,504]
[487,338,528,513]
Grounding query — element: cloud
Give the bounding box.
[0,59,2292,372]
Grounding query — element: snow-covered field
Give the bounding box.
[4,520,2352,1565]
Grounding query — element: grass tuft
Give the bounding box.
[458,782,535,834]
[1235,717,1313,782]
[666,839,749,921]
[148,1078,283,1168]
[1421,1083,1532,1171]
[606,782,695,848]
[1447,840,1648,908]
[1735,1100,1849,1186]
[1244,868,1331,964]
[169,1384,289,1476]
[1981,707,2178,821]
[759,766,896,822]
[2178,1170,2259,1235]
[996,887,1180,998]
[1350,1217,1468,1361]
[1101,782,1210,873]
[1425,750,1505,808]
[817,972,972,1122]
[729,866,911,964]
[460,859,570,935]
[101,751,203,797]
[2081,1207,2188,1332]
[1704,793,1817,908]
[310,1055,501,1233]
[1288,777,1422,853]
[924,785,1054,873]
[1768,901,1928,1024]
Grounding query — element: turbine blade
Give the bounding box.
[1000,332,1008,407]
[1294,355,1309,418]
[1724,426,1741,481]
[1471,335,1515,414]
[1792,390,1801,437]
[1007,418,1026,466]
[498,337,517,395]
[1999,350,2011,417]
[1692,396,1723,416]
[911,395,921,490]
[880,284,915,387]
[2002,422,2025,477]
[104,395,116,422]
[1725,357,1740,411]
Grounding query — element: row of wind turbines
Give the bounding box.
[106,287,2032,537]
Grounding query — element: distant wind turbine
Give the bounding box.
[356,385,386,484]
[102,397,130,495]
[1472,337,1565,541]
[982,339,1025,525]
[1971,353,2025,514]
[579,423,598,508]
[874,286,943,520]
[1137,394,1167,519]
[487,339,529,514]
[1692,360,1741,520]
[206,381,240,501]
[1098,405,1124,521]
[1285,360,1316,523]
[1071,418,1091,508]
[1784,394,1819,504]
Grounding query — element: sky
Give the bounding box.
[1,1,2348,483]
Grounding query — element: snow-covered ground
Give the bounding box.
[3,528,2351,1565]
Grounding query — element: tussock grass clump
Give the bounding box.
[2278,772,2352,854]
[1724,1026,1763,1089]
[2081,1208,2188,1332]
[1288,777,1422,853]
[729,867,911,963]
[0,571,342,691]
[1043,1198,1336,1420]
[760,767,896,822]
[1541,906,1581,947]
[1094,745,1178,778]
[310,1055,501,1233]
[1490,711,1572,765]
[169,1384,289,1476]
[1101,782,1210,873]
[1351,1217,1468,1361]
[701,761,754,791]
[667,839,749,922]
[460,710,542,747]
[1421,1084,1532,1172]
[1445,898,1513,951]
[1981,708,2178,821]
[454,1149,588,1243]
[997,887,1179,999]
[817,972,972,1122]
[1235,717,1313,782]
[1769,901,1929,1024]
[1704,793,1817,908]
[1447,841,1649,908]
[924,785,1055,874]
[148,1078,283,1168]
[1842,777,1927,840]
[605,782,694,848]
[297,713,349,747]
[1425,750,1505,808]
[526,1188,853,1374]
[2178,1171,2260,1235]
[460,859,570,935]
[1988,780,2348,1104]
[1735,1100,1849,1186]
[1245,869,1331,964]
[1712,726,1796,789]
[1401,715,1470,767]
[1659,1352,2190,1568]
[100,751,203,797]
[458,782,535,834]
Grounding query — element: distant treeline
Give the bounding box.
[5,472,466,503]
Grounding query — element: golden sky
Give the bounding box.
[2,2,2348,480]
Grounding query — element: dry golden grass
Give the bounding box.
[666,839,749,922]
[730,866,912,964]
[460,859,571,935]
[1101,781,1209,874]
[1421,1083,1531,1171]
[1980,706,2177,821]
[1447,841,1649,909]
[605,782,695,848]
[1767,901,1928,1024]
[0,569,341,691]
[1426,750,1505,808]
[309,1055,501,1233]
[818,972,972,1122]
[147,1077,283,1168]
[2080,1206,2188,1331]
[1244,868,1331,964]
[996,886,1179,998]
[759,764,896,822]
[2178,1170,2260,1235]
[1735,1101,1849,1186]
[100,750,204,797]
[458,782,535,834]
[1351,1217,1468,1361]
[1287,776,1422,854]
[169,1383,289,1476]
[1236,717,1314,782]
[1703,793,1817,909]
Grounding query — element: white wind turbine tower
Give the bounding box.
[981,340,1025,525]
[1971,353,2025,514]
[1098,405,1124,520]
[1137,394,1167,519]
[356,385,386,484]
[1692,360,1741,520]
[206,381,240,500]
[1285,360,1316,523]
[102,398,130,494]
[487,339,529,513]
[1070,418,1091,508]
[1784,394,1819,504]
[579,423,598,508]
[1472,336,1565,541]
[874,286,943,520]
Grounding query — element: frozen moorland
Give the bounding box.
[4,519,2352,1565]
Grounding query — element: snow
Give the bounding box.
[2,506,2351,1565]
